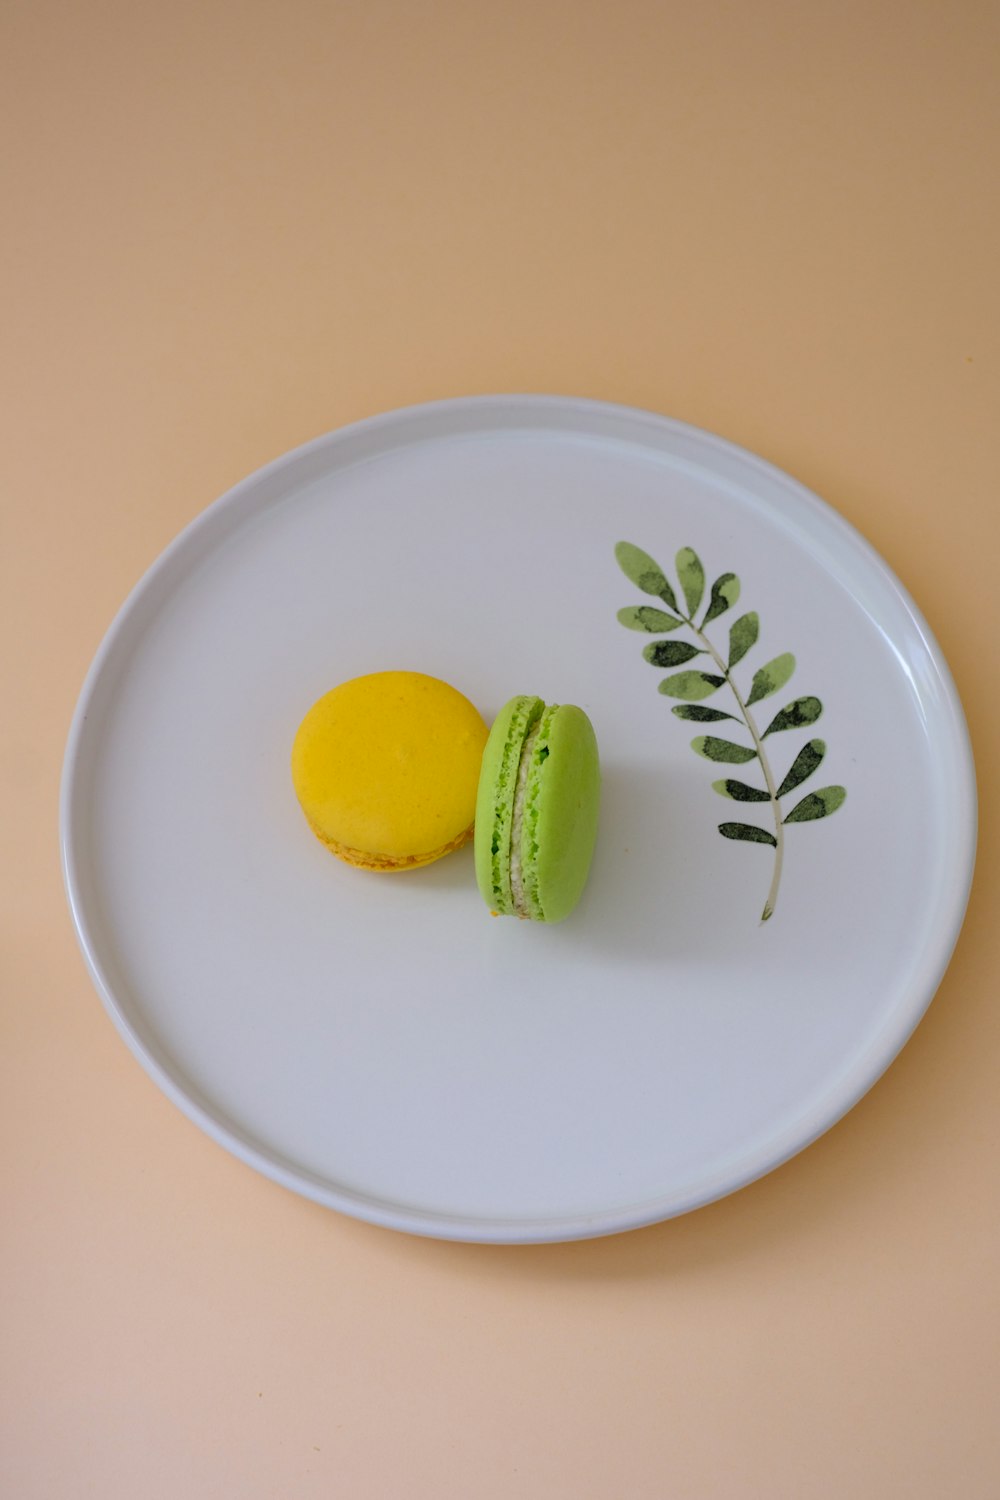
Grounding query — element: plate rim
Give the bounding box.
[60,393,979,1243]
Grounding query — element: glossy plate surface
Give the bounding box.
[62,397,976,1241]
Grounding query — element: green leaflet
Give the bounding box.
[671,705,736,723]
[777,740,826,798]
[718,822,777,847]
[784,786,847,823]
[643,640,702,668]
[676,547,705,617]
[728,612,759,667]
[616,605,684,633]
[761,696,823,736]
[691,735,758,764]
[658,671,725,701]
[702,572,741,626]
[712,778,770,802]
[746,652,796,706]
[615,541,679,613]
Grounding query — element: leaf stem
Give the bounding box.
[685,615,784,922]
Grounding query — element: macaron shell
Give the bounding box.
[301,819,473,872]
[291,671,488,866]
[473,694,544,912]
[525,704,601,923]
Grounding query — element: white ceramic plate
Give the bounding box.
[61,396,976,1243]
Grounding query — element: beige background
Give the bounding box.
[3,1,998,1495]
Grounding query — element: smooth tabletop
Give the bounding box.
[3,2,998,1496]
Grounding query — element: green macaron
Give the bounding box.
[474,696,601,923]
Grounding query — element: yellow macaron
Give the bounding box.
[291,671,489,871]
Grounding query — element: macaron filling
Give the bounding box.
[487,695,544,912]
[508,719,540,917]
[508,702,560,920]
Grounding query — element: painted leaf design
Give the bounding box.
[616,605,684,633]
[676,547,705,618]
[702,573,741,626]
[615,541,680,612]
[761,696,823,736]
[718,822,777,847]
[671,705,736,723]
[728,611,759,667]
[712,778,771,802]
[613,538,848,926]
[643,640,702,668]
[690,735,758,764]
[776,739,826,798]
[784,786,846,823]
[658,671,725,701]
[746,652,796,706]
